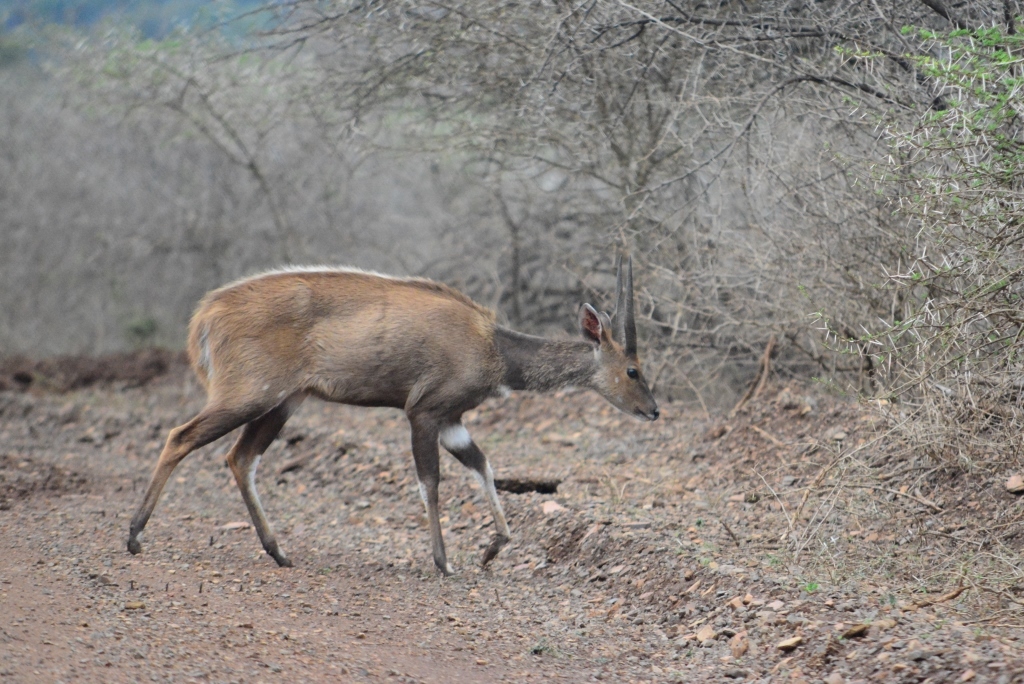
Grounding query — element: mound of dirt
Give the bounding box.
[0,348,187,392]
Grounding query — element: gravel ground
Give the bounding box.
[1,363,1022,683]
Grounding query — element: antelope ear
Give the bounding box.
[579,304,603,345]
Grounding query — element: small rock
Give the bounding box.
[123,601,145,611]
[541,432,575,446]
[723,669,747,679]
[541,501,565,515]
[775,388,799,409]
[825,673,844,684]
[777,636,803,652]
[961,670,976,681]
[873,618,897,631]
[696,624,716,645]
[842,623,870,639]
[57,402,81,424]
[1006,474,1024,494]
[79,427,102,444]
[277,455,310,475]
[475,659,488,666]
[729,633,748,658]
[220,521,251,531]
[703,424,729,441]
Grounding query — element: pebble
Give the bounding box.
[778,636,803,652]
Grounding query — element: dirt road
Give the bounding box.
[1,365,1022,682]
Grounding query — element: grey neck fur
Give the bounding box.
[493,326,598,392]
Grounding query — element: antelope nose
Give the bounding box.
[651,407,660,421]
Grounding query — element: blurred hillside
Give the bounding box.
[1,0,261,37]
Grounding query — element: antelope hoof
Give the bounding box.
[481,534,510,567]
[127,537,142,555]
[266,547,293,568]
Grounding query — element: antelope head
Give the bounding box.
[579,254,659,421]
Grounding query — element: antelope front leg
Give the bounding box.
[440,424,511,567]
[410,417,452,576]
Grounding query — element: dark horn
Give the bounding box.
[614,254,637,354]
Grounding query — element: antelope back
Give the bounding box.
[186,267,500,410]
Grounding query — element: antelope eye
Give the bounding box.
[627,368,639,379]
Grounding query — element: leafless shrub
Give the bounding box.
[856,26,1024,470]
[234,0,1015,404]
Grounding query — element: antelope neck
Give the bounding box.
[493,326,597,392]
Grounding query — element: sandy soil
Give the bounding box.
[1,357,1022,683]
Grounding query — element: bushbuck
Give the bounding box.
[127,255,658,575]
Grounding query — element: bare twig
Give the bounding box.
[718,517,742,548]
[751,425,785,448]
[847,484,943,512]
[731,335,776,417]
[911,584,967,610]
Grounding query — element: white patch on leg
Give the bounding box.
[475,462,510,538]
[417,480,430,514]
[248,454,262,492]
[439,424,472,451]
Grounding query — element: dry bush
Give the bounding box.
[858,26,1024,471]
[243,0,1016,405]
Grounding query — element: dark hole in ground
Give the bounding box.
[494,478,560,494]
